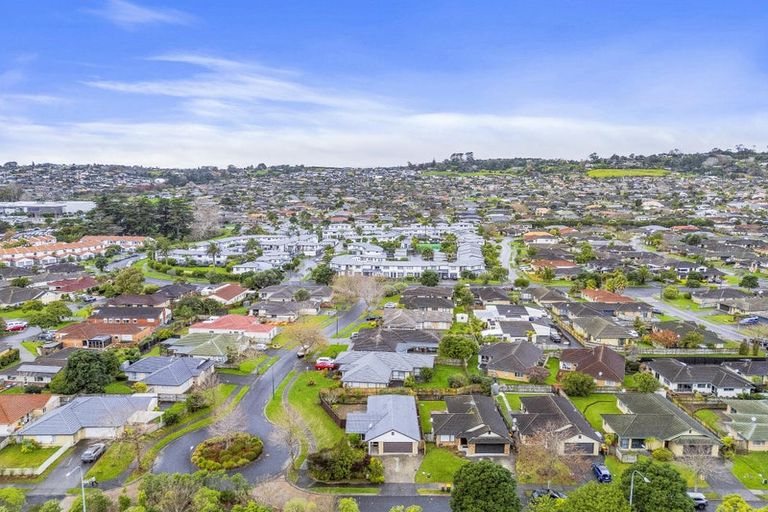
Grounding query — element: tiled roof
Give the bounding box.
[0,394,53,425]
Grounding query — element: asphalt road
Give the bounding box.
[352,495,450,512]
[105,254,145,272]
[153,300,365,480]
[500,237,518,282]
[4,326,42,362]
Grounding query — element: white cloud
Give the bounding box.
[87,0,193,28]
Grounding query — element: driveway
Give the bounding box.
[381,455,422,483]
[22,442,96,499]
[4,326,42,361]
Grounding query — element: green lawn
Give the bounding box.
[623,374,638,390]
[85,441,136,482]
[567,394,620,432]
[414,364,465,389]
[657,314,678,322]
[732,453,768,490]
[0,444,60,468]
[545,357,560,385]
[1,386,24,394]
[144,345,162,357]
[318,344,349,359]
[217,354,268,375]
[693,409,725,436]
[256,356,278,375]
[415,444,468,484]
[104,381,133,394]
[333,318,376,339]
[21,341,43,356]
[418,401,446,434]
[0,309,30,320]
[663,297,705,311]
[706,314,736,325]
[587,168,670,178]
[312,487,381,495]
[265,370,294,425]
[287,371,344,449]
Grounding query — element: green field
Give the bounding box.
[287,371,344,449]
[732,453,768,489]
[415,443,468,483]
[567,394,620,432]
[587,168,670,178]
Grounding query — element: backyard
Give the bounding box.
[417,400,446,433]
[568,394,620,432]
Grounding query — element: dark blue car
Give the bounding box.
[592,462,612,483]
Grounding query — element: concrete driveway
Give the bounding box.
[4,326,42,361]
[381,455,423,483]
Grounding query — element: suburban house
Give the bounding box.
[431,395,512,456]
[0,286,48,307]
[722,360,768,385]
[717,297,768,316]
[479,341,544,382]
[123,356,216,397]
[258,284,332,303]
[47,276,99,295]
[351,328,441,353]
[107,293,170,308]
[652,320,725,348]
[334,351,435,388]
[570,316,633,347]
[530,287,567,307]
[602,393,720,461]
[722,400,768,451]
[89,306,171,327]
[204,283,250,305]
[474,304,546,323]
[691,288,751,307]
[162,333,248,364]
[580,289,635,304]
[481,320,552,343]
[189,315,278,341]
[345,395,421,455]
[153,283,197,302]
[0,394,60,436]
[401,286,453,300]
[559,346,625,387]
[645,359,754,397]
[55,323,154,349]
[470,286,512,305]
[400,295,454,312]
[381,309,452,331]
[17,394,162,446]
[510,395,601,455]
[249,301,302,323]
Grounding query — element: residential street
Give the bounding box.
[4,326,42,362]
[500,237,518,282]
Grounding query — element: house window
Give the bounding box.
[620,438,629,449]
[631,439,645,449]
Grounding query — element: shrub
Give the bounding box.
[662,285,679,300]
[20,439,41,453]
[403,375,416,388]
[185,391,209,413]
[561,371,595,397]
[448,374,469,389]
[191,432,263,471]
[162,409,181,426]
[651,447,673,462]
[367,458,384,484]
[419,367,434,383]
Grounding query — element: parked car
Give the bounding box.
[314,357,337,370]
[81,443,106,463]
[80,294,97,303]
[687,492,708,510]
[530,489,567,501]
[549,330,562,343]
[628,329,639,338]
[296,348,306,358]
[5,321,28,332]
[591,462,612,483]
[365,314,381,322]
[350,331,359,339]
[253,343,268,351]
[384,302,397,309]
[739,316,759,326]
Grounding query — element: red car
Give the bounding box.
[314,357,337,370]
[5,321,27,332]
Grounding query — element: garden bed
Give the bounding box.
[191,432,263,470]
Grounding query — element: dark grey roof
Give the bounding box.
[480,341,542,374]
[400,296,454,310]
[335,351,434,385]
[470,286,510,303]
[723,360,768,378]
[0,286,44,305]
[691,288,751,301]
[107,294,167,307]
[572,316,631,339]
[497,321,537,337]
[511,395,601,442]
[352,328,440,352]
[401,286,454,300]
[647,359,754,389]
[560,345,625,382]
[124,356,214,386]
[90,306,165,320]
[432,394,511,444]
[154,283,197,300]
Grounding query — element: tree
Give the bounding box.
[113,267,145,295]
[439,334,478,362]
[633,372,660,393]
[662,285,679,300]
[450,460,521,512]
[575,243,596,264]
[649,329,679,348]
[94,255,108,272]
[537,267,556,282]
[10,277,29,288]
[206,242,221,267]
[49,350,119,394]
[715,494,765,512]
[559,481,629,512]
[389,507,423,512]
[420,270,439,287]
[69,489,113,512]
[421,247,434,261]
[634,266,651,285]
[679,445,720,491]
[604,270,629,293]
[293,288,311,301]
[619,459,693,512]
[679,330,704,348]
[310,263,336,285]
[209,405,247,450]
[282,321,327,353]
[560,372,595,397]
[526,366,550,385]
[29,501,62,512]
[453,284,475,310]
[517,421,589,491]
[526,496,563,512]
[332,275,385,310]
[0,488,26,512]
[513,277,529,288]
[740,275,760,289]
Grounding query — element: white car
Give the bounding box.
[254,343,268,351]
[384,302,397,309]
[628,330,639,338]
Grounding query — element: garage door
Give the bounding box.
[475,444,506,454]
[564,442,595,454]
[383,442,413,453]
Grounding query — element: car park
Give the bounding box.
[81,443,106,463]
[591,462,612,483]
[687,492,708,509]
[314,357,337,370]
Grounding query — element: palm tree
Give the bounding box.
[157,237,172,264]
[206,242,221,267]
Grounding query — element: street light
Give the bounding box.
[66,465,87,512]
[629,469,650,507]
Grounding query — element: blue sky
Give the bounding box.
[1,0,768,166]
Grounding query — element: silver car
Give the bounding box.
[81,443,106,463]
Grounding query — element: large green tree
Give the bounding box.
[420,269,440,287]
[559,481,630,512]
[450,461,521,512]
[49,350,120,394]
[439,334,478,362]
[310,264,336,285]
[619,459,693,512]
[560,371,596,397]
[113,266,145,295]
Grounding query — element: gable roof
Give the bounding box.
[189,314,276,333]
[479,342,542,374]
[572,316,631,339]
[124,356,214,386]
[163,332,244,358]
[560,346,625,382]
[346,394,420,441]
[581,289,635,303]
[0,286,44,305]
[154,283,197,300]
[0,394,54,425]
[211,283,248,301]
[511,395,601,442]
[723,400,768,442]
[431,394,511,444]
[90,306,165,320]
[56,322,147,340]
[352,328,440,352]
[107,294,168,307]
[335,350,435,385]
[381,308,452,329]
[647,359,754,389]
[400,296,454,310]
[401,286,453,300]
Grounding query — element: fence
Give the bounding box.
[498,384,553,394]
[0,444,69,477]
[633,348,738,356]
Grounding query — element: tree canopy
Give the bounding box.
[618,459,693,512]
[450,461,521,512]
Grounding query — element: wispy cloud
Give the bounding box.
[87,0,193,28]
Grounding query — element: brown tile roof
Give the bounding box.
[0,394,53,425]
